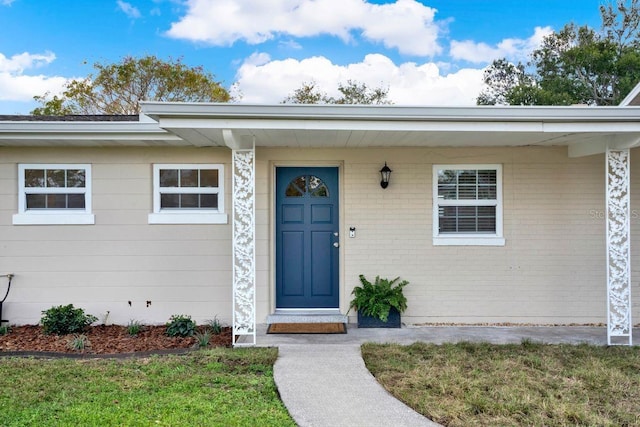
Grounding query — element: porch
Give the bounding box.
[141,103,640,346]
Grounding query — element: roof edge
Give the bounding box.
[141,102,640,122]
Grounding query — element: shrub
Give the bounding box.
[0,324,10,335]
[166,314,196,337]
[40,304,98,335]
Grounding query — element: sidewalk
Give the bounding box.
[260,324,632,427]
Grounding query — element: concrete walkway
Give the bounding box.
[275,344,437,427]
[257,325,637,427]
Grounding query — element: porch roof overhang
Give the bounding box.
[0,103,639,157]
[141,103,640,157]
[0,116,183,147]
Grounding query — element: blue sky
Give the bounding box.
[0,0,606,114]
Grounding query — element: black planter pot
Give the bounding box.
[357,307,401,328]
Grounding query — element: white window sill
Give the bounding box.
[433,236,505,246]
[148,212,228,225]
[13,213,95,225]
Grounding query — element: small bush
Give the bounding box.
[166,314,196,337]
[67,334,90,351]
[0,324,10,335]
[40,304,98,335]
[127,319,142,336]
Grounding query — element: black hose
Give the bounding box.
[1,275,12,303]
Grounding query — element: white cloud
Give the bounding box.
[0,73,68,102]
[450,26,552,64]
[1,0,16,6]
[166,0,444,56]
[0,51,56,73]
[0,52,69,103]
[233,53,484,105]
[278,39,303,50]
[116,0,141,19]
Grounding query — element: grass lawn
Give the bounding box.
[362,341,640,427]
[0,348,295,427]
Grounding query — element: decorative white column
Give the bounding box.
[606,148,632,345]
[232,147,256,346]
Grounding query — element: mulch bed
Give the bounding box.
[0,325,233,356]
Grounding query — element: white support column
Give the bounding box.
[232,146,256,346]
[606,148,632,345]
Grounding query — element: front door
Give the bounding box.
[276,167,339,308]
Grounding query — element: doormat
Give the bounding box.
[267,323,347,334]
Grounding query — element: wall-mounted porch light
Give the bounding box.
[380,162,392,189]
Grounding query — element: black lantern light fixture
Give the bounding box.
[379,162,392,189]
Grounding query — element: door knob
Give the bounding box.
[333,242,340,248]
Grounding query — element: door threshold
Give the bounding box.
[274,308,342,315]
[268,309,347,325]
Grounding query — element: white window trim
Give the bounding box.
[13,163,94,225]
[432,164,504,246]
[148,163,228,225]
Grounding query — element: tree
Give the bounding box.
[31,56,231,115]
[283,80,392,104]
[478,0,640,106]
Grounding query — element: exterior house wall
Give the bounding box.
[1,144,638,326]
[258,146,639,325]
[0,146,233,325]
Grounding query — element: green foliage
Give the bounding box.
[350,275,408,322]
[67,334,90,351]
[0,348,295,426]
[40,304,98,335]
[31,55,231,115]
[363,342,640,426]
[205,316,224,335]
[165,314,196,337]
[283,80,392,104]
[195,330,212,348]
[127,319,142,336]
[478,0,640,106]
[0,324,10,335]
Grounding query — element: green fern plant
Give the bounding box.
[349,275,408,322]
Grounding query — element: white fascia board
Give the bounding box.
[141,101,640,122]
[0,121,163,133]
[0,121,182,144]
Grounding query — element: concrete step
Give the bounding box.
[266,312,348,324]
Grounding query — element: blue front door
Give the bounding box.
[276,167,339,308]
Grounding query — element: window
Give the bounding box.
[148,164,227,224]
[285,175,329,198]
[433,165,504,246]
[13,164,94,225]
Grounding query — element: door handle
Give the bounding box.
[333,242,340,248]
